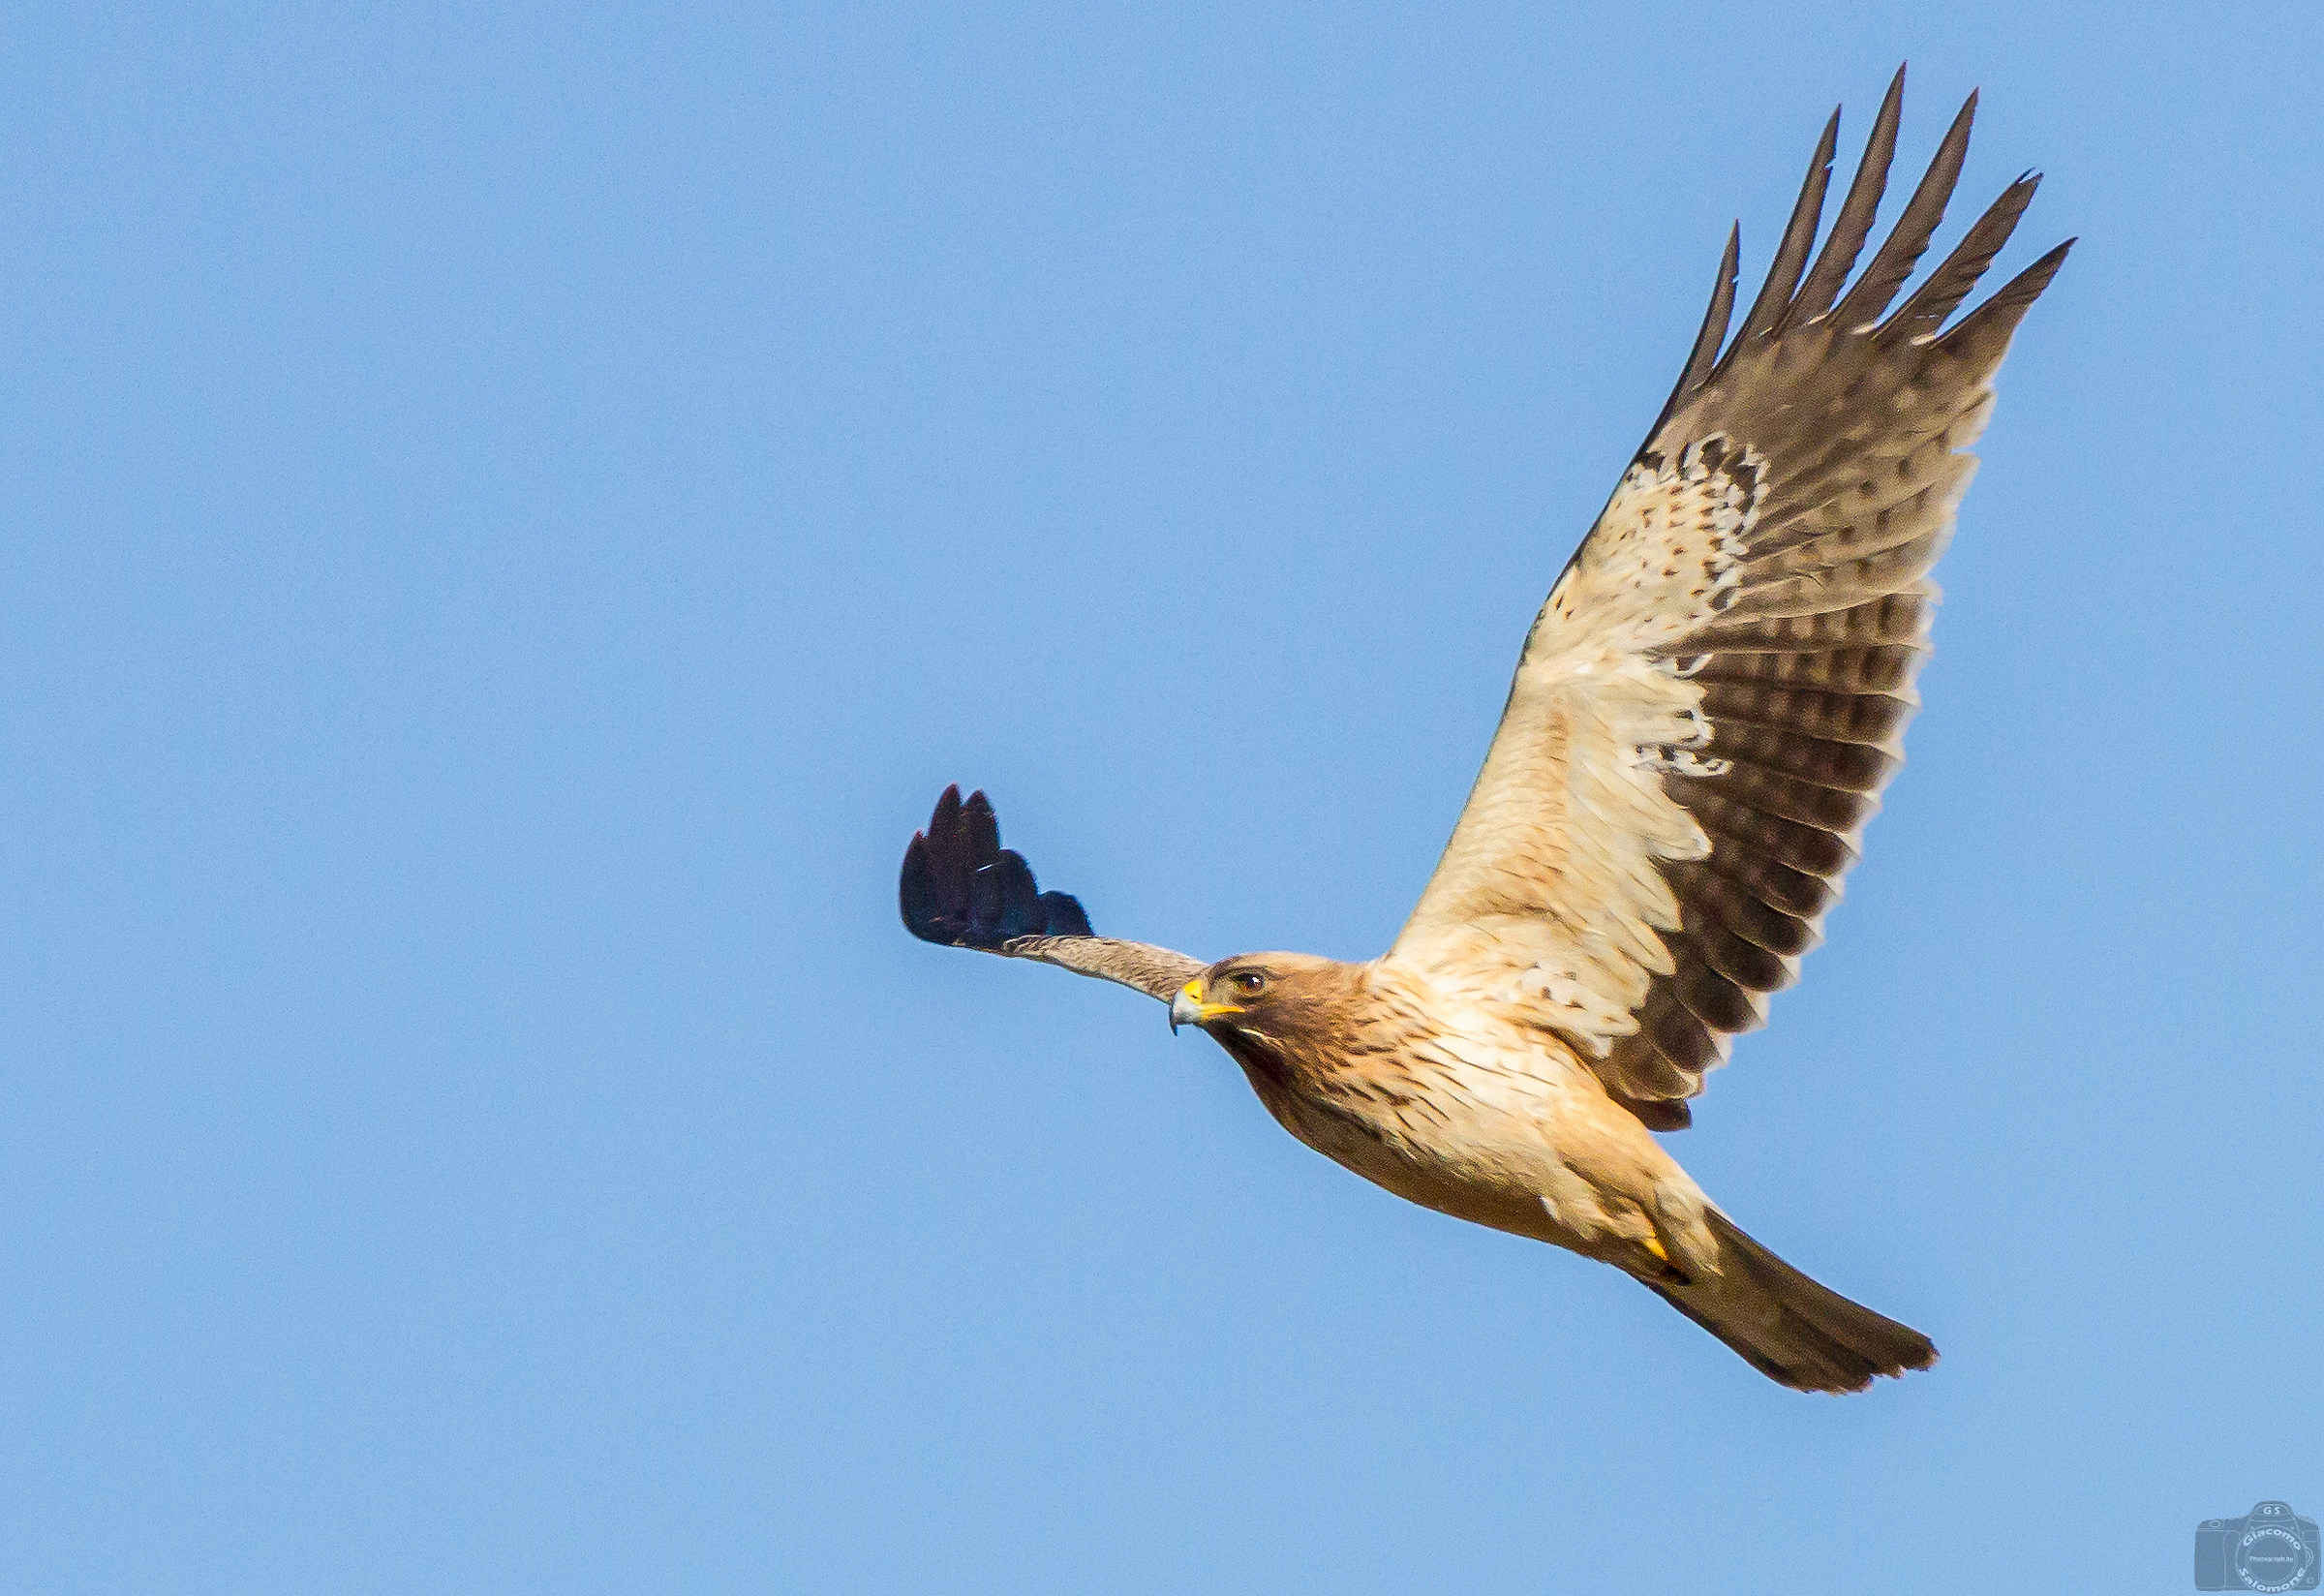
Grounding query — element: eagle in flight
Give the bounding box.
[900,70,2067,1394]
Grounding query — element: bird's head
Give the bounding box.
[1168,953,1361,1052]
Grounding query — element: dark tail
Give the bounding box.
[1651,1210,1938,1395]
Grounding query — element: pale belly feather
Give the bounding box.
[1235,1006,1714,1276]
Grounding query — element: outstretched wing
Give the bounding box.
[901,785,1205,1000]
[1389,71,2070,1130]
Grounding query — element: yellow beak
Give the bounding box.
[1169,978,1244,1033]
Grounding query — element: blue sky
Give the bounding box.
[4,2,2319,1591]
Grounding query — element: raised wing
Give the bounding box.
[901,785,1205,1000]
[1389,71,2069,1129]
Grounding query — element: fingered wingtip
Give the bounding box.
[901,784,1096,949]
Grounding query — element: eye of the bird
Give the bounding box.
[1232,970,1266,996]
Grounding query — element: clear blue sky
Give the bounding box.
[4,3,2317,1591]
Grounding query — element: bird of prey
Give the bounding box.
[900,71,2067,1394]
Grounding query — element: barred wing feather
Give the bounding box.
[1389,70,2069,1129]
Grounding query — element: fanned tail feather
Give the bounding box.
[1651,1210,1937,1394]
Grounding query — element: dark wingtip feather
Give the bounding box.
[899,833,943,939]
[963,787,1000,858]
[1734,107,1839,350]
[1934,235,2074,360]
[1832,88,1978,331]
[1644,223,1740,447]
[1881,169,2039,341]
[1792,65,1907,322]
[1039,891,1093,937]
[970,847,1040,937]
[900,786,1098,949]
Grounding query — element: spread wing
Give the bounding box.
[900,785,1205,1000]
[1388,71,2070,1130]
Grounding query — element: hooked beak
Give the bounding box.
[1169,978,1242,1034]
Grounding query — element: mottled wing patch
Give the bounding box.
[1391,440,1768,1062]
[1544,436,1761,651]
[1389,76,2069,1128]
[1545,436,1766,780]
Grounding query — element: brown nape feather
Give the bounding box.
[1650,1211,1937,1394]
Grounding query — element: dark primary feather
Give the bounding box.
[1734,111,1839,349]
[1938,239,2075,363]
[1883,170,2040,340]
[899,786,1207,1000]
[901,784,1093,950]
[1645,225,1740,445]
[1829,90,1978,332]
[1591,68,2070,1124]
[1788,67,1906,325]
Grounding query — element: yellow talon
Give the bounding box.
[1641,1233,1669,1265]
